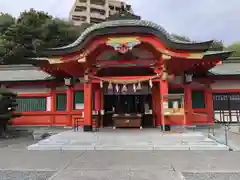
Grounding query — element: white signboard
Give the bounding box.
[46,96,52,111]
[75,103,84,110]
[163,102,169,109]
[173,101,179,109]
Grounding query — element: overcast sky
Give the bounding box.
[0,0,239,45]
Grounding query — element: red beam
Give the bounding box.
[95,59,158,68]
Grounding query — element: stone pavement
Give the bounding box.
[1,130,240,179]
[1,147,240,179]
[28,128,229,151]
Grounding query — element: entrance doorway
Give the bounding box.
[103,94,153,127]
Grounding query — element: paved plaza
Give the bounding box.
[0,129,240,179]
[1,147,240,179]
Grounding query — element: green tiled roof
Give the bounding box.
[52,20,198,50]
[43,18,212,55]
[0,65,54,82]
[209,57,240,75]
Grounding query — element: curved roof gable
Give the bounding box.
[44,11,213,56]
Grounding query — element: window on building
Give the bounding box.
[90,8,105,15]
[56,94,67,111]
[75,6,87,12]
[168,88,184,108]
[115,7,121,12]
[126,5,131,11]
[109,5,114,10]
[73,90,95,110]
[72,15,87,21]
[79,0,87,2]
[90,0,105,6]
[16,97,47,112]
[73,91,84,110]
[192,90,205,108]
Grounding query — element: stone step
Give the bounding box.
[28,130,229,151]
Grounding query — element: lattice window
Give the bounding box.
[16,97,46,112]
[56,94,67,111]
[73,90,95,110]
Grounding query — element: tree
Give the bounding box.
[0,13,15,33]
[225,42,240,57]
[0,88,21,137]
[0,9,81,64]
[210,40,224,51]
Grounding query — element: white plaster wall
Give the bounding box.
[211,80,240,90]
[8,86,50,94]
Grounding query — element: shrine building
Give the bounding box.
[2,10,240,131]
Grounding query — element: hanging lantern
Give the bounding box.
[162,72,168,80]
[136,82,141,90]
[149,79,153,88]
[133,84,136,92]
[115,84,119,92]
[100,80,103,88]
[108,81,113,90]
[122,84,127,93]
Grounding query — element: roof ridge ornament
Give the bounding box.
[106,2,141,21]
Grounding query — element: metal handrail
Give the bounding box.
[208,121,240,147]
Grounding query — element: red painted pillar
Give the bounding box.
[66,87,73,126]
[50,87,56,125]
[184,85,193,125]
[94,85,101,111]
[159,80,168,128]
[100,88,104,127]
[84,82,92,131]
[151,84,156,127]
[206,87,214,124]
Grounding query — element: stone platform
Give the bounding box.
[28,128,229,151]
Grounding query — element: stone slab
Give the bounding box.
[95,145,154,151]
[0,170,55,180]
[154,145,190,150]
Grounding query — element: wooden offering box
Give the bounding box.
[113,114,142,128]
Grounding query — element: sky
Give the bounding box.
[0,0,239,45]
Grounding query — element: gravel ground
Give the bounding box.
[0,170,55,180]
[182,172,240,180]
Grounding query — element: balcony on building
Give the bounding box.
[90,0,106,9]
[90,8,106,19]
[76,0,87,7]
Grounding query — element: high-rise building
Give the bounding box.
[69,0,133,25]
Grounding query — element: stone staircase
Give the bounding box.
[28,129,229,151]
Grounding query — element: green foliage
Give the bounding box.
[0,13,15,33]
[0,87,21,136]
[210,40,224,51]
[225,42,240,57]
[0,9,81,64]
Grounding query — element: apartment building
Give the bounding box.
[69,0,133,25]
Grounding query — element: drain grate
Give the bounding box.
[182,172,240,180]
[0,170,55,180]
